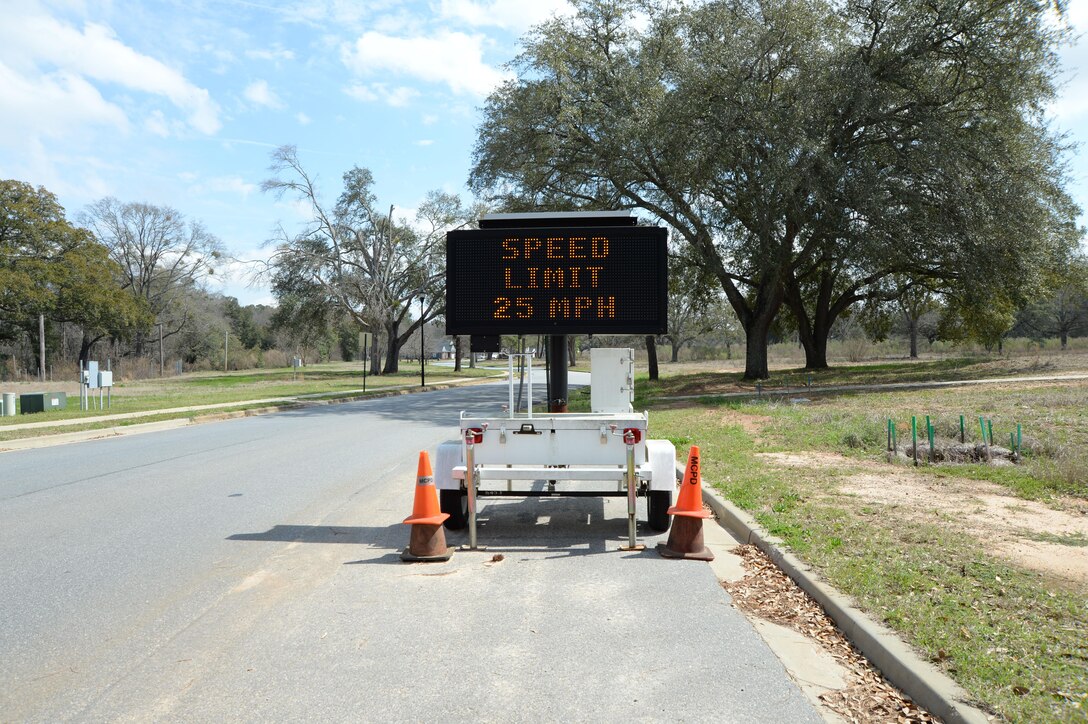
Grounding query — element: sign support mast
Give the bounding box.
[548,334,568,413]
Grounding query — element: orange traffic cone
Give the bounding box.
[657,445,714,561]
[401,451,453,562]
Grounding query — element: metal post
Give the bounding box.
[38,313,45,382]
[625,431,637,549]
[158,323,164,377]
[928,420,935,463]
[224,330,228,372]
[419,296,425,388]
[547,334,567,412]
[526,353,533,418]
[362,337,368,393]
[911,417,918,466]
[465,430,478,550]
[508,355,515,416]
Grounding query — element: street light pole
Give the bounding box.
[419,295,425,387]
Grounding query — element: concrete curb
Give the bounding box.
[701,485,991,724]
[0,377,496,452]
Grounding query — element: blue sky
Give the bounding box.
[1,0,1086,307]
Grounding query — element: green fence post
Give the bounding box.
[960,415,965,444]
[987,418,994,445]
[912,416,918,467]
[928,420,935,463]
[1017,423,1022,454]
[979,417,990,462]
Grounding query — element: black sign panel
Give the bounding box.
[446,225,667,335]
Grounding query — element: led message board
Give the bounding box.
[445,225,667,335]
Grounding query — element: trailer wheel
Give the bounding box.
[647,490,671,532]
[440,489,468,530]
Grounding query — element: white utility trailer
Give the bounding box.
[434,349,677,548]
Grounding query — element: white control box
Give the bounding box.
[590,348,634,413]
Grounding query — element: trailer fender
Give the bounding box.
[434,440,463,490]
[645,439,677,492]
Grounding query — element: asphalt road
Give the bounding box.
[0,376,819,722]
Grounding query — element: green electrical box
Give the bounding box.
[20,392,67,414]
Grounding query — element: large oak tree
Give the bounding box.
[470,0,1080,378]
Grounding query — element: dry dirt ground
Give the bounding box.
[756,451,1088,587]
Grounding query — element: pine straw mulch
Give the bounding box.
[722,544,938,724]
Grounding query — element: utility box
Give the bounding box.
[86,361,100,389]
[590,348,635,413]
[20,392,67,414]
[98,370,113,388]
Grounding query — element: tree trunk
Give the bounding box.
[1060,329,1068,350]
[382,320,400,374]
[454,336,462,372]
[908,317,919,358]
[785,271,833,371]
[671,340,680,363]
[645,335,659,381]
[804,333,829,370]
[567,336,576,367]
[78,331,104,369]
[742,322,771,380]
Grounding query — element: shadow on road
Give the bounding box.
[444,494,666,559]
[227,523,401,546]
[226,493,662,563]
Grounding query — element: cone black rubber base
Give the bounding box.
[656,515,714,561]
[400,548,454,562]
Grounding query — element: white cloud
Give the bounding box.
[345,82,420,107]
[205,175,258,198]
[0,9,221,135]
[341,30,510,97]
[0,60,129,140]
[296,112,312,125]
[245,47,296,62]
[415,139,435,146]
[437,0,571,31]
[243,79,285,109]
[422,113,439,125]
[145,110,171,137]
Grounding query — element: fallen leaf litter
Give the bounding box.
[722,544,939,724]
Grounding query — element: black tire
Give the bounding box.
[647,489,672,532]
[440,488,468,530]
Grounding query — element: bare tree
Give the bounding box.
[261,146,478,373]
[81,198,223,355]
